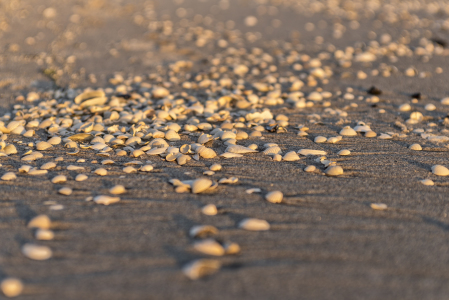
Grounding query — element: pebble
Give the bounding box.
[431,165,449,176]
[265,191,283,203]
[1,278,23,298]
[22,243,52,260]
[201,204,218,216]
[238,218,270,231]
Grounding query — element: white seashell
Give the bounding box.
[409,144,422,151]
[146,147,168,155]
[193,239,225,256]
[123,166,137,173]
[198,147,217,159]
[201,204,218,216]
[27,215,51,229]
[75,174,88,182]
[41,162,56,170]
[245,188,261,194]
[339,126,357,136]
[110,185,126,195]
[218,177,238,184]
[47,136,61,145]
[198,134,212,144]
[226,145,257,154]
[94,168,108,176]
[248,144,258,150]
[149,138,169,148]
[314,136,327,143]
[22,243,52,260]
[421,179,434,186]
[67,165,84,171]
[203,170,214,176]
[139,165,154,172]
[298,149,326,156]
[238,218,270,231]
[282,151,300,161]
[338,149,351,156]
[1,172,16,181]
[304,165,316,172]
[58,187,72,195]
[192,178,213,194]
[370,203,387,210]
[431,165,449,176]
[35,229,54,240]
[377,133,392,139]
[327,136,342,144]
[441,97,449,105]
[325,165,344,176]
[182,259,221,280]
[94,195,120,205]
[28,169,47,176]
[209,164,222,171]
[272,154,282,161]
[19,165,32,173]
[165,129,180,141]
[220,152,243,158]
[4,144,17,154]
[180,144,191,154]
[51,175,66,183]
[353,125,371,132]
[265,191,283,203]
[221,131,236,141]
[101,159,114,165]
[263,146,282,155]
[1,278,24,297]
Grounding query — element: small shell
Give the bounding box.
[298,149,327,156]
[27,215,51,229]
[365,131,377,138]
[198,134,213,144]
[47,136,62,145]
[51,175,67,184]
[409,143,422,151]
[123,166,137,174]
[75,174,88,182]
[272,154,282,161]
[338,149,351,156]
[282,151,300,161]
[263,146,282,155]
[265,191,283,203]
[41,162,57,170]
[421,179,434,186]
[304,165,316,172]
[220,152,243,158]
[201,204,218,216]
[19,165,32,173]
[245,188,261,194]
[370,203,387,210]
[198,147,217,159]
[239,218,270,231]
[325,165,344,176]
[180,144,191,154]
[94,168,108,176]
[247,144,258,150]
[1,278,24,297]
[146,147,167,155]
[28,169,47,176]
[58,187,72,195]
[139,165,154,172]
[193,239,225,256]
[183,259,221,280]
[36,141,52,151]
[192,178,213,194]
[209,164,222,171]
[94,195,120,205]
[226,145,258,154]
[189,225,218,238]
[67,165,84,171]
[35,229,55,240]
[1,172,16,181]
[110,185,126,195]
[218,177,238,184]
[314,136,327,143]
[431,165,449,176]
[339,126,357,136]
[22,243,52,260]
[165,129,180,141]
[224,242,241,255]
[4,144,17,154]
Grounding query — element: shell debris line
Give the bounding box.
[2,0,449,293]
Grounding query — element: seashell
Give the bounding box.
[19,165,32,173]
[67,165,84,171]
[149,138,169,148]
[189,225,218,238]
[22,243,52,260]
[68,149,80,155]
[28,169,47,176]
[325,165,344,176]
[248,144,258,150]
[297,149,327,156]
[41,162,56,170]
[165,152,179,162]
[177,154,191,165]
[184,124,198,132]
[183,259,221,280]
[79,96,107,108]
[94,168,108,176]
[201,204,218,216]
[64,141,78,149]
[123,166,137,173]
[238,218,270,231]
[209,164,222,171]
[305,165,316,173]
[314,136,327,143]
[75,174,88,181]
[1,278,24,297]
[235,131,248,140]
[192,178,213,194]
[74,90,105,104]
[220,152,243,158]
[245,188,262,194]
[263,146,282,155]
[58,187,72,195]
[47,136,62,145]
[218,177,238,184]
[180,144,191,154]
[409,144,422,151]
[421,179,434,186]
[339,126,357,136]
[272,154,282,161]
[265,191,283,203]
[152,87,170,98]
[146,147,167,155]
[221,131,236,141]
[371,203,387,210]
[224,242,241,255]
[327,136,342,144]
[101,159,114,165]
[68,133,93,142]
[226,145,257,154]
[110,185,126,195]
[165,129,180,141]
[198,133,212,144]
[94,195,120,205]
[51,175,66,183]
[4,144,17,154]
[282,151,300,161]
[431,165,449,176]
[139,165,154,172]
[193,239,225,256]
[354,125,371,132]
[27,215,51,229]
[198,147,217,159]
[338,149,351,156]
[365,131,377,138]
[35,229,54,240]
[1,172,16,181]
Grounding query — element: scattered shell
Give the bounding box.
[67,165,84,171]
[22,243,52,260]
[218,177,238,184]
[189,225,218,238]
[371,203,387,210]
[246,188,262,194]
[51,175,67,183]
[409,144,422,151]
[239,218,270,231]
[183,259,221,280]
[75,174,88,182]
[123,166,137,174]
[41,162,56,170]
[94,195,120,205]
[58,187,72,195]
[110,185,126,195]
[431,165,449,176]
[220,152,243,158]
[263,146,282,155]
[139,165,154,172]
[36,141,52,151]
[193,239,225,256]
[35,229,55,241]
[28,169,47,176]
[94,168,108,176]
[265,191,283,203]
[421,179,434,186]
[209,164,222,171]
[325,165,344,176]
[1,172,16,181]
[224,242,241,255]
[304,165,316,172]
[202,204,218,216]
[192,178,213,194]
[1,278,24,298]
[365,131,377,138]
[338,149,351,156]
[226,145,257,154]
[47,136,61,145]
[27,215,51,229]
[314,136,327,143]
[339,126,357,136]
[282,151,300,161]
[298,149,326,156]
